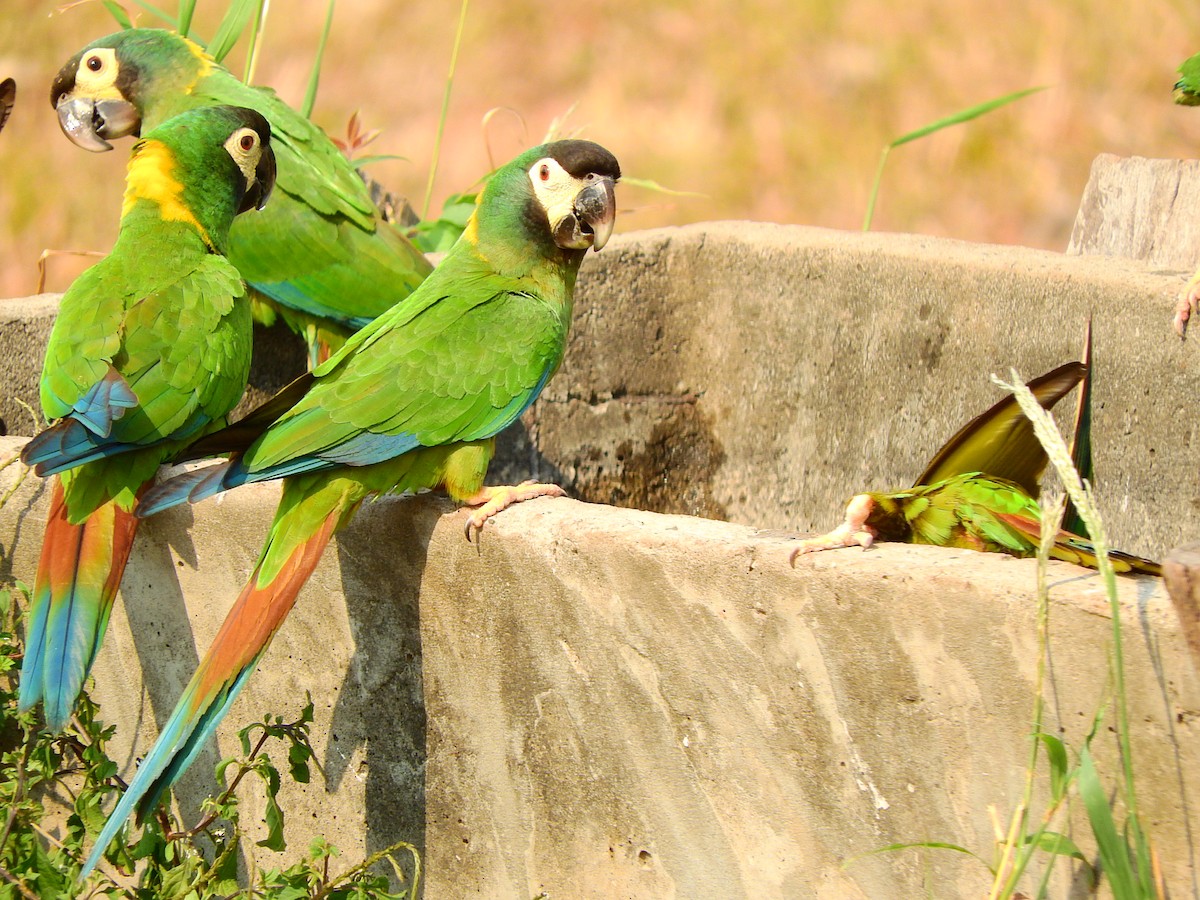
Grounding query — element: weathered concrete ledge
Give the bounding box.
[0,437,1195,898]
[4,219,1197,562]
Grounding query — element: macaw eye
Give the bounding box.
[539,164,550,181]
[239,133,257,152]
[86,54,104,72]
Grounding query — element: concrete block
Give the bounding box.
[1067,152,1200,270]
[0,437,1194,898]
[5,221,1195,562]
[532,221,1195,561]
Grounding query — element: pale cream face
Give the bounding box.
[70,48,123,100]
[528,156,594,249]
[223,126,267,192]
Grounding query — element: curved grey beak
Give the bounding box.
[574,176,617,251]
[55,95,140,153]
[240,144,278,214]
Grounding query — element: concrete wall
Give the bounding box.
[5,219,1197,563]
[0,438,1194,898]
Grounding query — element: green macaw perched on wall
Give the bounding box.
[51,28,433,364]
[78,139,619,878]
[1174,52,1200,335]
[792,360,1160,575]
[18,106,276,732]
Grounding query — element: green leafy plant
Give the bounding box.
[862,87,1045,232]
[0,582,419,898]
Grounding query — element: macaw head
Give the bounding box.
[51,28,212,151]
[474,139,620,262]
[128,105,276,245]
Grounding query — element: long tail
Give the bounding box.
[20,478,139,731]
[1049,537,1162,577]
[994,510,1161,577]
[80,482,347,879]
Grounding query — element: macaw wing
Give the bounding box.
[243,282,565,476]
[107,253,250,447]
[955,476,1042,554]
[26,255,249,477]
[228,201,429,331]
[915,361,1085,495]
[37,264,134,425]
[195,73,432,329]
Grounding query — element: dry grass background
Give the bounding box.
[2,0,1200,299]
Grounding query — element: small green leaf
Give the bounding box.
[206,0,264,63]
[288,742,311,784]
[1078,747,1138,897]
[101,1,135,29]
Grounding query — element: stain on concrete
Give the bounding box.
[575,402,728,520]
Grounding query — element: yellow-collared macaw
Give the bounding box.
[19,105,276,731]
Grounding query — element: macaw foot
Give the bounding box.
[789,494,877,565]
[1175,274,1200,338]
[462,480,566,542]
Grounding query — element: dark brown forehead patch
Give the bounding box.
[544,139,621,180]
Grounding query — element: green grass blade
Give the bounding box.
[862,145,890,230]
[206,0,264,63]
[845,840,994,874]
[424,0,471,219]
[177,0,197,36]
[889,87,1045,149]
[1024,830,1089,864]
[301,0,337,119]
[1036,732,1070,798]
[349,153,408,169]
[863,86,1044,231]
[621,176,707,199]
[101,1,133,29]
[241,1,269,84]
[1078,747,1138,898]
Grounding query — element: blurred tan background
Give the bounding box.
[2,0,1200,299]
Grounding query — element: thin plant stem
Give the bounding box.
[423,0,470,220]
[862,145,890,231]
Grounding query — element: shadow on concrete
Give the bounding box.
[489,416,568,489]
[325,495,441,889]
[122,504,224,825]
[0,471,47,585]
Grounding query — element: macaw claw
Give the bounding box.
[789,493,877,565]
[462,480,567,543]
[1175,276,1200,338]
